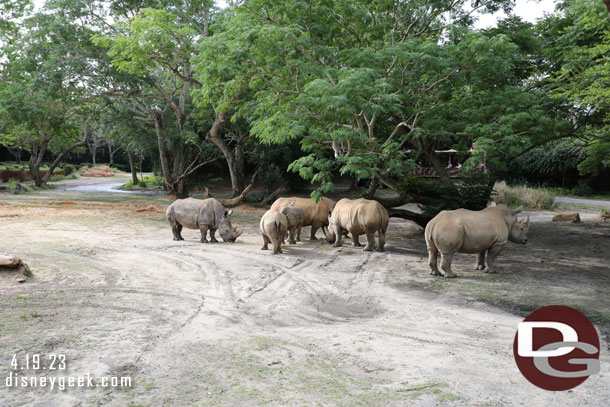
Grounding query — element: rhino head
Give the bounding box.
[326,223,337,244]
[218,209,243,242]
[508,206,529,244]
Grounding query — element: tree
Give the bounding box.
[94,2,256,197]
[194,0,561,223]
[538,0,610,177]
[0,2,116,185]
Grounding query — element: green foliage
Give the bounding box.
[120,175,164,190]
[421,173,495,220]
[49,173,78,182]
[62,164,76,176]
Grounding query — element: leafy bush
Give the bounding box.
[493,181,555,210]
[7,180,29,194]
[62,164,76,176]
[571,180,594,197]
[421,172,495,220]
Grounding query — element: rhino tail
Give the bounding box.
[424,220,435,247]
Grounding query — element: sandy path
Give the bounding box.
[0,201,608,406]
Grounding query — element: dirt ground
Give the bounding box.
[0,176,609,406]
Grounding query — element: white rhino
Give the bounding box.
[326,198,389,252]
[166,198,241,243]
[270,197,336,240]
[280,205,304,245]
[260,210,288,254]
[425,204,529,278]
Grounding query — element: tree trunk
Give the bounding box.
[109,144,121,166]
[154,114,174,192]
[127,151,138,185]
[42,123,89,184]
[7,148,22,164]
[91,144,97,165]
[207,111,245,196]
[28,137,50,187]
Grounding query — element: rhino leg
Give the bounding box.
[333,225,344,247]
[171,222,184,241]
[428,249,442,276]
[296,226,302,242]
[261,234,270,250]
[483,246,503,274]
[272,237,283,254]
[310,223,321,240]
[353,234,361,247]
[440,253,457,278]
[288,227,297,244]
[209,228,218,243]
[475,251,486,270]
[199,225,209,243]
[376,227,386,252]
[363,232,375,251]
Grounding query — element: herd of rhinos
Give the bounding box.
[166,196,530,278]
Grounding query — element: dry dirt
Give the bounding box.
[0,180,608,407]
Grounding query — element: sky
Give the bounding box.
[31,0,558,28]
[474,0,558,28]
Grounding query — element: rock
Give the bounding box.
[600,209,610,222]
[552,212,581,223]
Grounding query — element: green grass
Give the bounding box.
[49,173,78,182]
[120,175,165,191]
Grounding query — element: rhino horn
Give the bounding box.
[234,227,243,238]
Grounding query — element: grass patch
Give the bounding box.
[120,175,165,191]
[493,181,555,210]
[49,173,78,182]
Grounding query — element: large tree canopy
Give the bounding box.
[1,0,610,215]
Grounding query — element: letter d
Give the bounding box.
[5,371,13,387]
[518,321,577,357]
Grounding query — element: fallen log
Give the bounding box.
[0,254,32,279]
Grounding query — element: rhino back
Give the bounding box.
[168,198,223,229]
[271,197,322,226]
[430,209,508,253]
[333,198,387,233]
[260,210,288,237]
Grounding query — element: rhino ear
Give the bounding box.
[225,209,233,217]
[512,206,523,215]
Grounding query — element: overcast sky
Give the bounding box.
[474,0,558,28]
[33,0,558,28]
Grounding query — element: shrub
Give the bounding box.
[7,180,30,194]
[571,180,594,197]
[493,181,555,210]
[421,172,495,220]
[63,164,75,176]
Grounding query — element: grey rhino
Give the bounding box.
[260,210,288,254]
[326,198,389,252]
[425,204,529,278]
[280,205,304,244]
[166,198,241,243]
